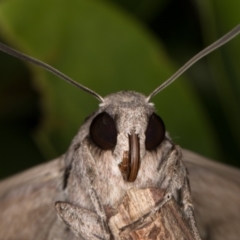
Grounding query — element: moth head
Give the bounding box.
[89,91,166,182]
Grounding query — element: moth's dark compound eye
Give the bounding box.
[145,113,165,150]
[90,112,117,150]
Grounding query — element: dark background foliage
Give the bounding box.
[0,0,240,179]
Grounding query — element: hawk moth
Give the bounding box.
[0,25,240,240]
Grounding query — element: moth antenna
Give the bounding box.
[147,24,240,102]
[0,42,104,103]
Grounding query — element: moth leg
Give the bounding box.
[181,179,201,240]
[157,145,201,240]
[55,201,106,240]
[58,140,111,240]
[76,142,111,240]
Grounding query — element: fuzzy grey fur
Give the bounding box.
[1,91,240,240]
[60,91,200,239]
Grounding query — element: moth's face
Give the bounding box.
[89,91,165,182]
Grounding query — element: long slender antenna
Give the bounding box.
[0,42,104,103]
[147,24,240,102]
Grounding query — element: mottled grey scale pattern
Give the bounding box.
[64,91,200,239]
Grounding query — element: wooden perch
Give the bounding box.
[107,188,195,240]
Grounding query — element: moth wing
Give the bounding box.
[183,149,240,240]
[0,156,76,240]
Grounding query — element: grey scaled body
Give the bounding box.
[0,91,239,240]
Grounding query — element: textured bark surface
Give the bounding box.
[107,188,194,240]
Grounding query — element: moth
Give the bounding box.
[0,25,240,240]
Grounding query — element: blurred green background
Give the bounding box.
[0,0,239,179]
